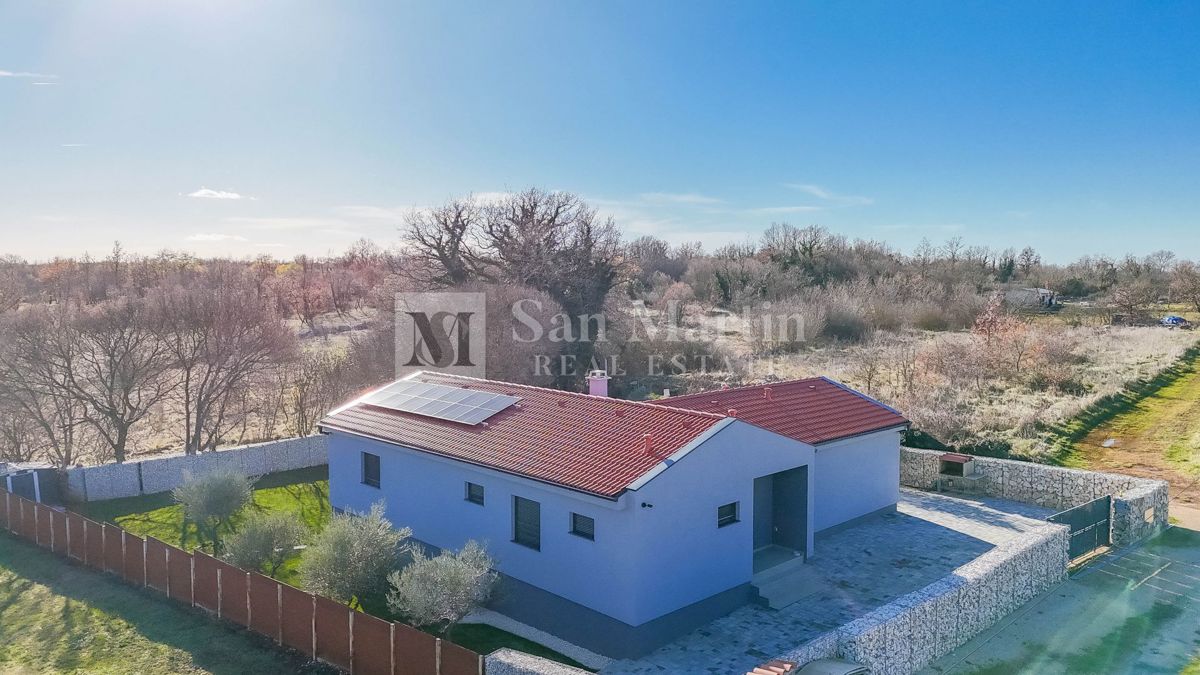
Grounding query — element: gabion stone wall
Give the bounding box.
[65,436,328,502]
[784,521,1069,675]
[1113,481,1171,546]
[484,649,590,675]
[777,630,839,667]
[900,447,1168,546]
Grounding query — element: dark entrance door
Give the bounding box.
[771,466,807,553]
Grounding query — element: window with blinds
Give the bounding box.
[361,452,380,488]
[570,513,595,541]
[512,496,541,550]
[717,501,739,527]
[465,482,485,505]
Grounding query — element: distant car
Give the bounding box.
[796,659,870,675]
[1161,315,1192,329]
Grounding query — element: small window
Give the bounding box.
[361,452,380,488]
[717,501,739,528]
[513,496,541,550]
[466,482,485,505]
[570,513,595,541]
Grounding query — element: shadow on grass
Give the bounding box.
[1044,344,1200,466]
[0,532,335,675]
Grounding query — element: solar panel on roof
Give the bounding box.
[360,381,520,425]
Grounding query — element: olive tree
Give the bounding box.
[171,470,253,550]
[222,511,305,577]
[386,540,498,636]
[299,502,409,605]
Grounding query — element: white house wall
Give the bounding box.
[327,419,817,629]
[326,431,645,625]
[627,420,816,624]
[812,428,902,533]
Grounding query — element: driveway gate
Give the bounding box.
[1048,495,1112,560]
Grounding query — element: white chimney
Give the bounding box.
[587,370,610,397]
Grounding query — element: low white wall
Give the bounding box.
[900,447,1169,547]
[64,436,328,502]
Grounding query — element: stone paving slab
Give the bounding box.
[602,491,1049,675]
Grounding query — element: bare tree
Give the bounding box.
[152,280,298,454]
[53,297,176,462]
[0,307,91,468]
[401,198,484,287]
[0,255,26,313]
[1109,278,1158,317]
[1171,262,1200,313]
[481,189,624,384]
[285,350,352,437]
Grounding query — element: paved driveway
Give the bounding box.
[924,527,1200,675]
[603,490,1050,675]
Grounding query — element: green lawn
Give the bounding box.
[79,466,332,555]
[79,466,589,670]
[0,531,334,675]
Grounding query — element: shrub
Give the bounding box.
[911,305,951,331]
[821,305,871,343]
[386,540,498,637]
[172,470,253,550]
[223,511,306,577]
[299,502,409,604]
[958,437,1013,459]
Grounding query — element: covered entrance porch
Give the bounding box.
[752,465,808,574]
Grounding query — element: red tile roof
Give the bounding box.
[650,377,907,445]
[319,372,726,499]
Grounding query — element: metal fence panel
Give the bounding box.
[393,622,438,675]
[1048,495,1112,560]
[314,595,351,670]
[0,491,9,531]
[66,512,86,561]
[84,518,105,570]
[249,572,281,641]
[122,533,146,586]
[167,545,194,604]
[50,510,68,555]
[145,537,170,594]
[103,523,124,574]
[350,611,392,675]
[193,551,220,613]
[19,498,37,541]
[280,584,314,657]
[216,561,249,627]
[439,640,482,675]
[35,503,53,548]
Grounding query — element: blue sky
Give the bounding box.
[1,2,1197,261]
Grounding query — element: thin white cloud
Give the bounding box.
[187,233,248,242]
[60,143,87,148]
[187,187,252,200]
[639,192,725,205]
[32,82,58,86]
[750,205,825,214]
[0,70,57,79]
[784,183,873,206]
